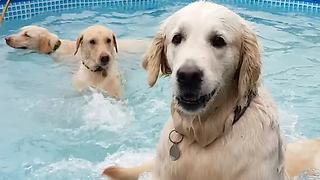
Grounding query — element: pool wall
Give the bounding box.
[0,0,166,21]
[0,0,320,21]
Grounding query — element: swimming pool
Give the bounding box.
[0,0,320,179]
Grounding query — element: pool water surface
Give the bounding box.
[0,0,320,179]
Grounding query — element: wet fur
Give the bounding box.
[72,25,122,97]
[5,25,80,62]
[5,25,150,62]
[103,2,320,180]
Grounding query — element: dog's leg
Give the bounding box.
[102,160,154,180]
[103,77,122,98]
[285,139,320,178]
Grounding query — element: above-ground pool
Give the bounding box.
[0,0,320,179]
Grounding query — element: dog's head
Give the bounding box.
[74,25,118,71]
[143,2,261,115]
[5,25,60,54]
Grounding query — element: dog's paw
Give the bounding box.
[102,166,139,180]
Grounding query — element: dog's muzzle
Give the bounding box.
[176,88,217,112]
[5,37,27,49]
[175,64,217,112]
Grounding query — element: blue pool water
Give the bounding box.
[0,0,320,179]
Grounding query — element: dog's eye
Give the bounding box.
[24,32,30,38]
[106,38,111,44]
[172,34,183,45]
[210,36,226,48]
[89,39,96,45]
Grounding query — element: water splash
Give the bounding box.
[296,169,320,180]
[30,157,99,180]
[279,107,304,143]
[98,149,154,180]
[28,149,154,180]
[81,91,133,132]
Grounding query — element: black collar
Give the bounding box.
[232,90,256,125]
[82,61,104,72]
[48,40,61,54]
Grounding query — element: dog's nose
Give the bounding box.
[5,37,11,43]
[177,65,203,87]
[100,55,110,66]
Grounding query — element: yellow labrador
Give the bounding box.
[103,2,320,180]
[5,25,79,62]
[5,25,150,97]
[5,25,149,62]
[73,25,121,98]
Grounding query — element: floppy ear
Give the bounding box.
[74,35,83,55]
[112,34,118,53]
[142,31,171,87]
[39,36,53,54]
[237,24,261,106]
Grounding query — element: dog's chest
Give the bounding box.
[78,68,106,86]
[155,118,285,180]
[160,139,247,180]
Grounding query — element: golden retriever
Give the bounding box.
[103,139,320,179]
[5,25,149,62]
[103,2,320,180]
[73,25,121,97]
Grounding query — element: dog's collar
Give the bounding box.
[48,40,61,54]
[81,61,107,77]
[82,61,104,72]
[169,90,256,161]
[232,90,256,125]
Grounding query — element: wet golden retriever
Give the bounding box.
[103,2,320,179]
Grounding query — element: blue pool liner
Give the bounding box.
[0,0,166,21]
[0,0,319,21]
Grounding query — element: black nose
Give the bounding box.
[100,55,110,66]
[5,37,11,43]
[177,65,203,88]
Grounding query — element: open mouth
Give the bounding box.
[176,89,217,112]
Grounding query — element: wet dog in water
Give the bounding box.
[73,25,122,98]
[103,2,320,179]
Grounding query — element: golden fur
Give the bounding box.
[5,25,150,97]
[72,25,122,97]
[5,25,149,62]
[5,25,80,62]
[103,2,320,180]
